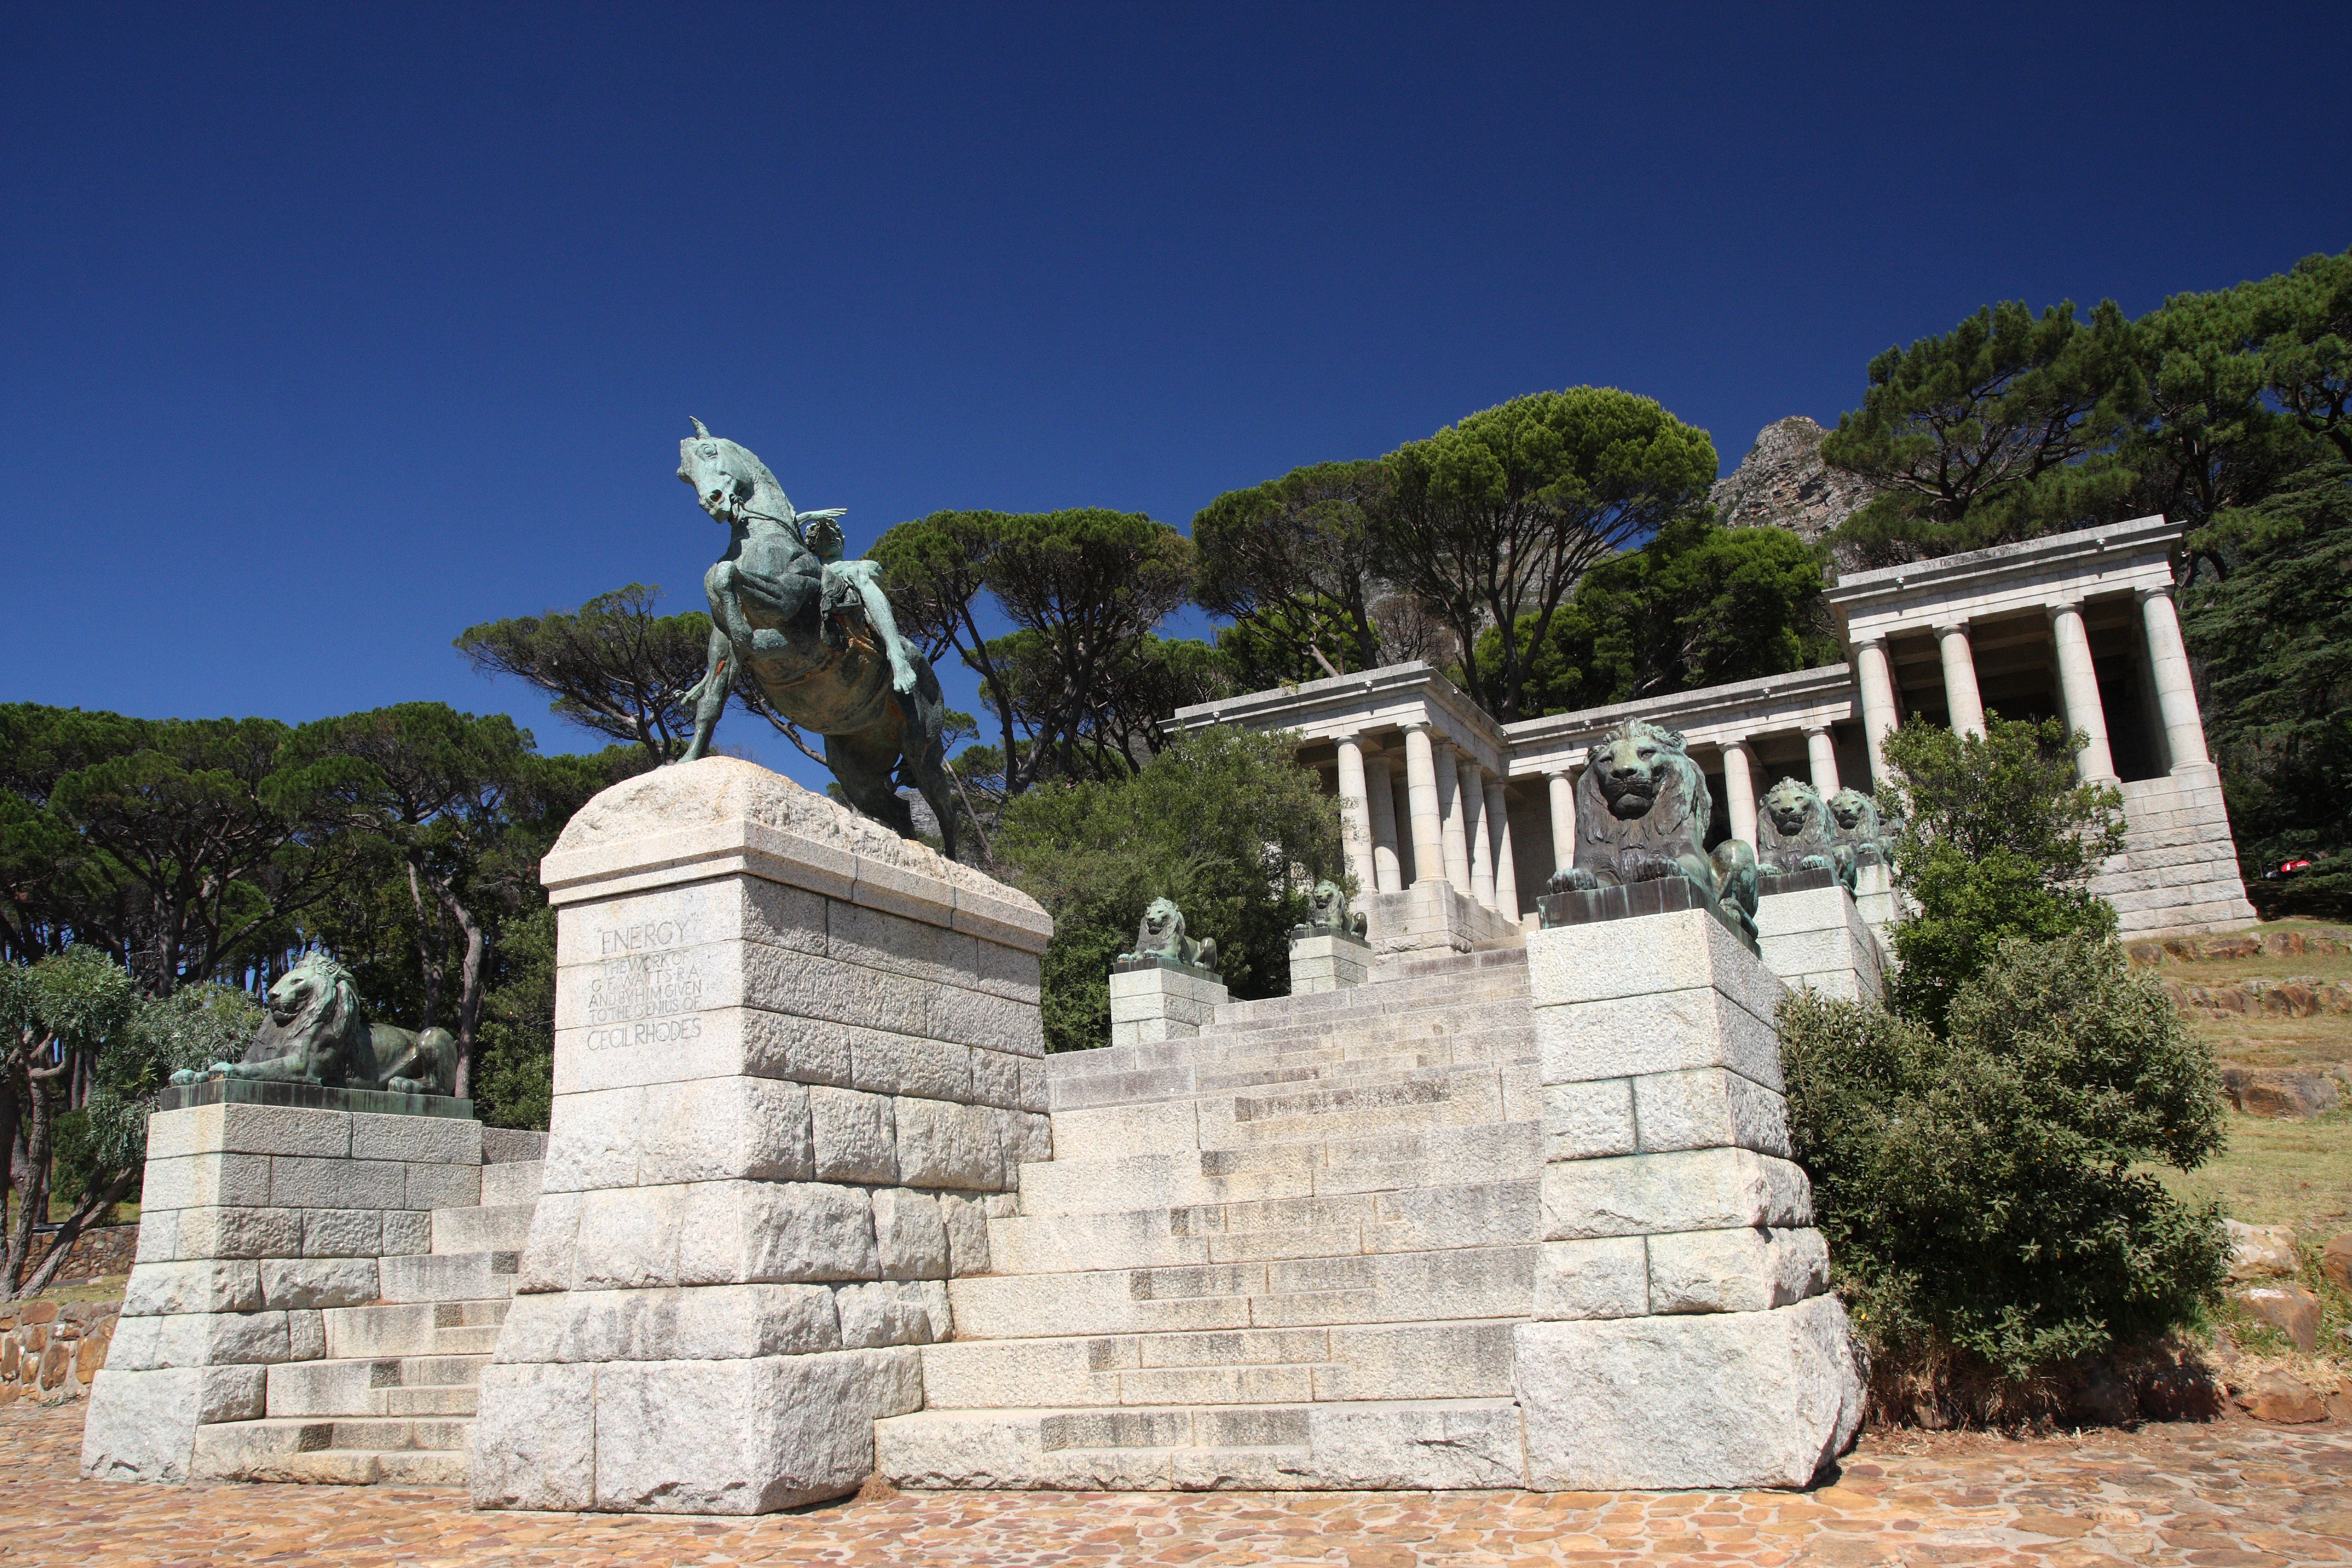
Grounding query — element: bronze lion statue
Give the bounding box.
[1757,777,1849,889]
[1543,719,1758,947]
[1826,788,1893,878]
[171,953,457,1096]
[1119,896,1220,972]
[1305,880,1368,939]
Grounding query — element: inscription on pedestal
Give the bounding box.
[583,913,708,1051]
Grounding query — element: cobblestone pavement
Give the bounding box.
[3,1401,2347,1567]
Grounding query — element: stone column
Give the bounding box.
[1390,766,1419,886]
[1364,753,1403,893]
[1935,621,1985,737]
[1803,727,1841,799]
[2046,601,2117,782]
[1851,636,1899,785]
[2138,586,2212,772]
[1463,759,1496,910]
[1547,769,1578,878]
[1436,743,1472,897]
[1401,724,1448,889]
[1486,777,1520,923]
[1515,907,1862,1489]
[1719,739,1757,846]
[469,757,1051,1515]
[1332,732,1379,899]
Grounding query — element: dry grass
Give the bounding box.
[2125,918,2352,1069]
[2160,1108,2352,1241]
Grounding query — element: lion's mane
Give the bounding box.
[244,953,377,1089]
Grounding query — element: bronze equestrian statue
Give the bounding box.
[674,420,959,858]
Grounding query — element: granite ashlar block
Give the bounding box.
[1538,1147,1813,1241]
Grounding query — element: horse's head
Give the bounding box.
[678,417,780,526]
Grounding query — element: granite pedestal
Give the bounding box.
[1513,905,1863,1489]
[80,1089,480,1483]
[468,757,1053,1515]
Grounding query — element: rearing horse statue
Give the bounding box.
[675,420,960,858]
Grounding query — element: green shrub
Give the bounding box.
[1782,933,2229,1396]
[1877,716,2125,1033]
[995,726,1344,1053]
[473,905,556,1130]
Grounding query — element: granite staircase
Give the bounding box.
[876,948,1544,1490]
[190,1135,545,1486]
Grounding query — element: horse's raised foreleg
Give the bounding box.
[681,619,734,763]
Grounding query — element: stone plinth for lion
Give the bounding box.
[1289,879,1370,995]
[80,1100,488,1484]
[466,757,1051,1515]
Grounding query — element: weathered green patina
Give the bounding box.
[674,420,959,857]
[168,952,456,1095]
[1119,897,1220,972]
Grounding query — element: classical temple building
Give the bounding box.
[1171,514,2255,944]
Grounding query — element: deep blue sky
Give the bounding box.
[5,3,2346,789]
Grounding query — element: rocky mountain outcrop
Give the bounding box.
[1710,416,1881,547]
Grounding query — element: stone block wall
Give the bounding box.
[2093,767,2260,938]
[79,1102,482,1481]
[1512,906,1863,1490]
[0,1299,119,1405]
[469,757,1053,1517]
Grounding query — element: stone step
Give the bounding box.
[919,1318,1517,1410]
[480,1159,544,1208]
[379,1250,520,1303]
[1198,1075,1521,1151]
[324,1298,509,1359]
[385,1385,479,1416]
[991,1180,1538,1273]
[190,1442,472,1487]
[191,1414,474,1482]
[1051,1031,1535,1114]
[1014,1123,1541,1217]
[877,1397,1527,1491]
[949,1244,1537,1339]
[1047,1063,1532,1165]
[432,1203,537,1255]
[1056,989,1532,1080]
[266,1354,490,1415]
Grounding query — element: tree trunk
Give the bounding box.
[3,1051,65,1295]
[432,881,491,1103]
[407,860,448,1030]
[0,1080,16,1245]
[13,1165,136,1301]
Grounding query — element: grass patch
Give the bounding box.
[2158,1106,2352,1241]
[2125,919,2352,1070]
